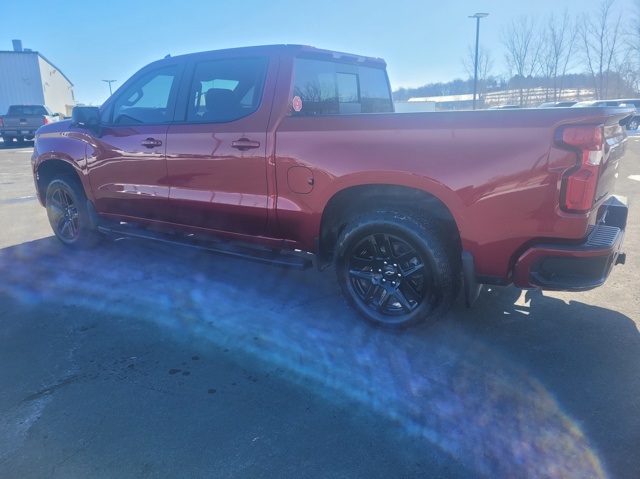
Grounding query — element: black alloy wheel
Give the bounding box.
[335,211,458,329]
[347,233,428,317]
[49,185,79,241]
[46,175,99,248]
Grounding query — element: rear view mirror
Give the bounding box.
[71,106,100,128]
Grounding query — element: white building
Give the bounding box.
[394,100,437,113]
[0,40,75,117]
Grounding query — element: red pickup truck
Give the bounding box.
[31,45,631,329]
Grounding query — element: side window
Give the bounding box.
[292,59,339,115]
[186,57,268,123]
[110,65,180,125]
[292,58,393,115]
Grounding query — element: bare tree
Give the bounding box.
[613,48,639,96]
[461,46,494,106]
[540,11,578,101]
[580,0,623,99]
[501,16,544,106]
[623,0,640,92]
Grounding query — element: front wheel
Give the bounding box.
[628,119,639,131]
[335,211,459,330]
[46,175,99,248]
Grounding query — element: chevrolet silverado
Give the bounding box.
[31,45,632,329]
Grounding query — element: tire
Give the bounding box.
[335,210,459,330]
[45,175,99,248]
[628,119,639,131]
[2,135,14,144]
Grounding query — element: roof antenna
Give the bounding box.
[164,54,171,59]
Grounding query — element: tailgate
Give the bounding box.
[2,116,44,129]
[595,116,628,208]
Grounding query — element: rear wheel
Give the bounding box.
[335,210,459,329]
[46,175,99,248]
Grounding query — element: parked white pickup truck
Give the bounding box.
[0,105,59,143]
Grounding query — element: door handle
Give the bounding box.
[141,138,163,148]
[231,138,260,151]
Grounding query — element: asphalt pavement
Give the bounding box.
[1,136,639,478]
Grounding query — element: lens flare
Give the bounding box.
[1,238,608,478]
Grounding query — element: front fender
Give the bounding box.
[33,128,91,204]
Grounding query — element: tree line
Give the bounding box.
[394,0,640,106]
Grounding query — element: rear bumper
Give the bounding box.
[514,195,628,290]
[2,128,37,137]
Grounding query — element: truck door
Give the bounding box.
[87,64,182,221]
[164,55,275,236]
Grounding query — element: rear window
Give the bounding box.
[292,58,393,115]
[7,105,49,115]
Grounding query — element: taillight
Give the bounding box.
[557,125,604,212]
[0,118,3,127]
[43,115,50,125]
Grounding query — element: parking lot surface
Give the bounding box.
[1,136,639,478]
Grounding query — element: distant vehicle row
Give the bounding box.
[576,99,639,130]
[537,99,639,130]
[537,101,578,108]
[485,99,637,132]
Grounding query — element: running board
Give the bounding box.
[97,225,313,270]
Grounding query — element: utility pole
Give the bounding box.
[469,13,488,110]
[102,79,117,96]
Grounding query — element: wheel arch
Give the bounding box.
[36,159,88,206]
[318,184,463,266]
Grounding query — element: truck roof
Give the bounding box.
[158,44,387,68]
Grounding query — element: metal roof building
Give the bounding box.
[0,40,76,117]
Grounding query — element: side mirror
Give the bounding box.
[71,106,100,128]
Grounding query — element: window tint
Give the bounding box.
[359,67,394,114]
[293,59,339,115]
[337,73,359,103]
[186,57,268,123]
[292,58,393,115]
[111,65,180,125]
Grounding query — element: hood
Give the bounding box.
[36,119,73,135]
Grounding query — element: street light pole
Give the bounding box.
[102,79,117,96]
[469,13,488,110]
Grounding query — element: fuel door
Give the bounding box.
[287,166,314,194]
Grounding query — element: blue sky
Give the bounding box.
[1,0,636,105]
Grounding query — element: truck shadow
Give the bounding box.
[1,236,637,479]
